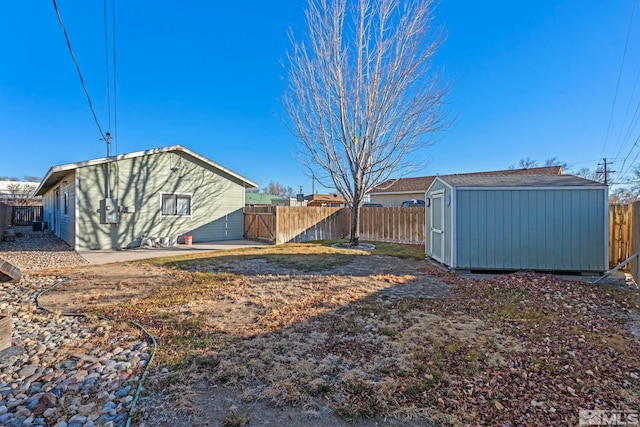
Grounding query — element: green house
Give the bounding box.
[35,145,258,250]
[425,174,608,272]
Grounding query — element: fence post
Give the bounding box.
[631,202,640,283]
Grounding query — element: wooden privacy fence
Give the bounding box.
[0,202,11,238]
[359,207,425,244]
[244,206,425,245]
[630,202,640,284]
[610,204,632,268]
[612,202,640,284]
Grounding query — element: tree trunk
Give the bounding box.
[349,204,360,246]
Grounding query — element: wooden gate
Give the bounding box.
[244,206,276,243]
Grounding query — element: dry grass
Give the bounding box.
[88,243,640,425]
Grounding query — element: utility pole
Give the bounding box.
[105,132,112,199]
[597,158,615,185]
[312,173,315,194]
[105,132,111,157]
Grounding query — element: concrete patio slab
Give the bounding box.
[78,240,270,265]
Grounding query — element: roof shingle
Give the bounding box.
[369,166,562,194]
[438,174,603,188]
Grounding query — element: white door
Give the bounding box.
[429,191,445,262]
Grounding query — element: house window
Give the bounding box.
[161,193,191,216]
[64,192,68,215]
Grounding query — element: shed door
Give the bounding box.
[430,191,445,262]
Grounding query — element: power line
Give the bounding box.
[111,0,119,155]
[618,137,639,177]
[613,67,640,161]
[52,0,106,140]
[601,0,637,157]
[618,135,640,178]
[103,0,112,133]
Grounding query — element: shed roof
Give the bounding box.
[35,145,258,196]
[437,174,605,188]
[369,166,562,194]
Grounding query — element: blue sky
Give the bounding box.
[1,1,639,192]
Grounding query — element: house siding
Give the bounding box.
[75,151,246,250]
[454,188,607,271]
[370,192,424,207]
[41,172,76,247]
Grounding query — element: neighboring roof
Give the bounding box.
[304,193,346,203]
[368,166,562,194]
[436,174,605,188]
[245,193,280,205]
[35,145,258,196]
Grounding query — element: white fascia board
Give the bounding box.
[74,171,80,251]
[425,177,453,194]
[368,190,426,196]
[451,186,457,268]
[453,185,608,191]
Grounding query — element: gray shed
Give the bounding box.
[425,174,608,272]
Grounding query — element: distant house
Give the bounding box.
[271,197,307,207]
[425,174,607,272]
[245,193,280,206]
[368,166,562,207]
[35,145,258,251]
[304,193,347,207]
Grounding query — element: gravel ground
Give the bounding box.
[0,228,150,427]
[0,227,88,271]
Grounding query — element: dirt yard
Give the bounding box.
[31,244,640,426]
[36,263,184,313]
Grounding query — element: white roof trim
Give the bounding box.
[454,185,608,191]
[425,177,453,195]
[368,190,427,196]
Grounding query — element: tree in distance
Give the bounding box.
[262,181,296,198]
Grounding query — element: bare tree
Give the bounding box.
[543,157,569,170]
[282,0,450,245]
[509,156,568,171]
[509,157,538,169]
[262,181,295,198]
[609,187,638,204]
[574,167,603,183]
[5,182,37,206]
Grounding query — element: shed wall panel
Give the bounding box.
[455,188,606,271]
